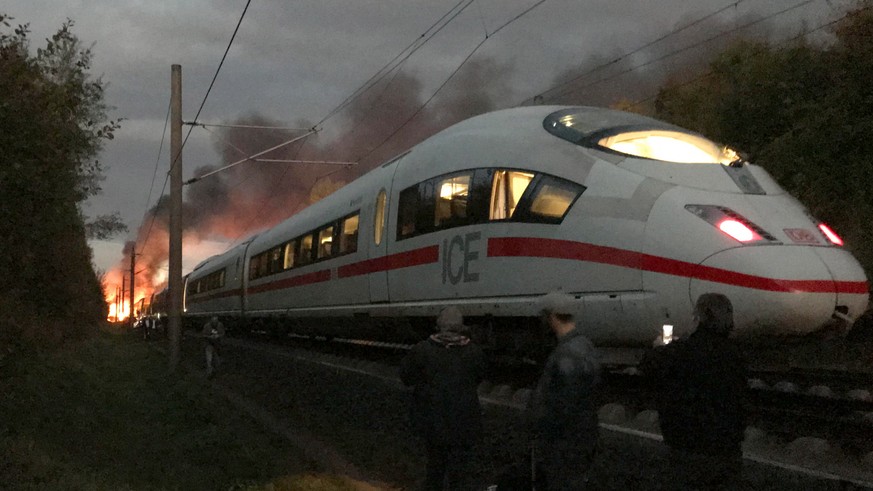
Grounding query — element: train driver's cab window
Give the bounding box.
[491,170,534,220]
[522,175,584,223]
[297,234,314,266]
[597,130,740,164]
[339,214,359,254]
[434,173,471,228]
[317,226,335,260]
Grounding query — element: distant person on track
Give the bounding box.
[527,291,602,490]
[201,316,226,379]
[639,293,748,490]
[400,306,486,491]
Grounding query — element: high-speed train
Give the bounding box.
[181,106,869,360]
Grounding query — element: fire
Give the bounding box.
[103,267,155,322]
[102,238,228,322]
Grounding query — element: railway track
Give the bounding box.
[183,333,873,487]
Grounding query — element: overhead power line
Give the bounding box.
[168,0,253,176]
[356,0,549,164]
[523,0,748,106]
[541,0,817,104]
[135,0,252,260]
[316,0,476,127]
[137,97,172,256]
[626,4,872,110]
[184,122,312,131]
[184,129,318,185]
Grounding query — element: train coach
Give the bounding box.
[182,106,869,361]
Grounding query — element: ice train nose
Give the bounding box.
[689,246,868,337]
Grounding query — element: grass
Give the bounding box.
[0,327,362,490]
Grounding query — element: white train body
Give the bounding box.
[183,106,869,352]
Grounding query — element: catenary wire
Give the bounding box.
[522,0,748,106]
[133,0,252,262]
[136,97,172,256]
[542,0,818,103]
[168,0,253,175]
[355,0,549,165]
[625,3,872,110]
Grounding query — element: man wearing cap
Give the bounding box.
[400,306,486,491]
[528,291,601,490]
[639,293,747,489]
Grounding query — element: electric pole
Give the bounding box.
[168,64,183,371]
[128,241,136,329]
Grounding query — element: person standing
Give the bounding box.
[528,291,601,490]
[639,293,747,490]
[400,306,486,491]
[201,316,226,379]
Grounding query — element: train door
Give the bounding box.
[368,188,389,302]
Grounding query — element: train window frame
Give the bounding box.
[190,268,227,294]
[513,174,584,224]
[374,189,387,246]
[268,246,284,274]
[297,233,315,266]
[283,240,297,270]
[489,169,535,221]
[339,212,360,255]
[249,255,260,280]
[316,225,336,260]
[433,171,474,230]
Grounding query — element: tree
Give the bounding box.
[653,2,873,278]
[0,15,121,347]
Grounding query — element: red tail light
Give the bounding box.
[818,223,844,246]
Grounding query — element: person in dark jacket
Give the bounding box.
[527,291,601,490]
[639,293,747,490]
[400,306,486,491]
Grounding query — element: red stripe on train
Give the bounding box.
[338,245,439,278]
[247,269,331,294]
[487,237,868,294]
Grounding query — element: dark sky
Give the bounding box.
[3,0,848,277]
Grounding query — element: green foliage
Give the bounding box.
[0,14,120,348]
[654,2,873,277]
[86,212,129,240]
[0,331,318,490]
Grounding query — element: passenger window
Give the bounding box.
[317,226,335,259]
[249,256,260,280]
[397,186,420,239]
[374,189,386,246]
[434,173,471,228]
[340,214,359,254]
[283,240,297,270]
[527,176,584,222]
[269,247,283,274]
[491,170,534,220]
[298,234,314,265]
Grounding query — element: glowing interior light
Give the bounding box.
[598,130,740,164]
[818,223,844,246]
[718,219,758,242]
[439,181,468,198]
[662,324,674,345]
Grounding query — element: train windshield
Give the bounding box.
[544,109,742,165]
[597,130,739,164]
